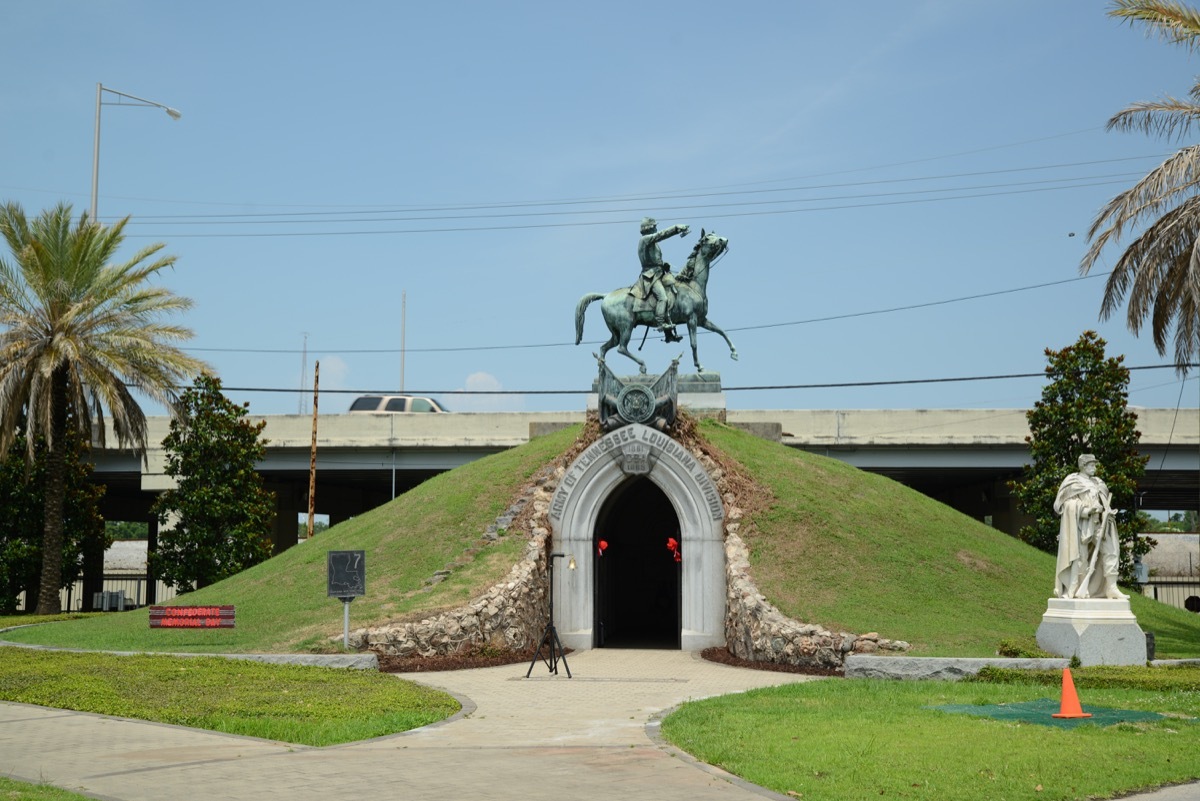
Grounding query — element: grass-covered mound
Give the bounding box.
[2,424,584,653]
[4,417,1198,658]
[698,420,1200,658]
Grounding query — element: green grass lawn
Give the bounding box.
[662,668,1200,801]
[0,648,458,745]
[0,777,96,801]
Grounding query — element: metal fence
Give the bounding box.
[16,574,184,612]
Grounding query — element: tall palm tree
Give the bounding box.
[1081,0,1200,370]
[0,202,208,614]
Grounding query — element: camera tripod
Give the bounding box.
[525,552,572,678]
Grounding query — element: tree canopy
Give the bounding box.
[0,202,206,613]
[151,374,275,591]
[1009,331,1150,580]
[0,422,105,612]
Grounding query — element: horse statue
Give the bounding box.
[574,229,737,374]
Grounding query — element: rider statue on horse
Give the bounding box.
[576,225,736,375]
[631,217,689,343]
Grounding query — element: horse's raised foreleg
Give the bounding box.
[699,316,738,361]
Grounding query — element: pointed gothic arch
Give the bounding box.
[547,424,725,650]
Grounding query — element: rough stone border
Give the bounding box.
[846,655,1200,680]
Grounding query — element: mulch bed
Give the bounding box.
[376,646,842,676]
[377,648,540,673]
[700,647,843,677]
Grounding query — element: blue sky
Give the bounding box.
[3,1,1199,415]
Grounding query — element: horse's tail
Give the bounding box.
[574,293,605,345]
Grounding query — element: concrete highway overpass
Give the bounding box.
[91,408,1199,549]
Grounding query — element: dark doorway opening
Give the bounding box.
[593,477,681,649]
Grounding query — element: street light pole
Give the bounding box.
[90,82,181,222]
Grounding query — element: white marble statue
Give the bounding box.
[1053,453,1128,600]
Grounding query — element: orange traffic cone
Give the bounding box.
[1051,668,1092,719]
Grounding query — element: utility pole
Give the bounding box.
[307,361,319,538]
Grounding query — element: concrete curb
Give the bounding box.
[845,655,1200,680]
[0,638,378,670]
[845,655,1070,680]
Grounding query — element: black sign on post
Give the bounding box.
[327,550,366,599]
[328,550,365,650]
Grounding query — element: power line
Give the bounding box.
[119,172,1142,229]
[186,271,1114,356]
[122,177,1136,239]
[120,155,1163,222]
[731,274,1111,333]
[209,363,1196,398]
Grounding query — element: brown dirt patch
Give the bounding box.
[700,647,843,677]
[377,646,842,676]
[956,550,997,572]
[377,647,546,673]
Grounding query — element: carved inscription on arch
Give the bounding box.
[549,426,723,523]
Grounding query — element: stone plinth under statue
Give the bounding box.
[1036,598,1146,666]
[589,371,725,416]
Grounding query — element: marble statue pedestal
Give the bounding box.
[1035,598,1146,666]
[588,372,726,413]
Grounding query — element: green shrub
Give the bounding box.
[970,663,1200,692]
[996,637,1054,658]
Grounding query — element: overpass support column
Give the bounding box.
[146,517,158,605]
[265,480,300,555]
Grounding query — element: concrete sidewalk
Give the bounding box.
[1,649,1196,800]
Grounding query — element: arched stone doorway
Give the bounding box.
[593,477,681,648]
[548,424,725,651]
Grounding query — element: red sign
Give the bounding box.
[149,605,235,629]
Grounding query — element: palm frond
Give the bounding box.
[1110,0,1200,49]
[1081,145,1200,273]
[1107,97,1200,140]
[1095,196,1200,362]
[0,202,211,462]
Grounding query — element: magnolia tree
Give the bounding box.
[151,374,275,591]
[0,423,105,612]
[1009,331,1151,580]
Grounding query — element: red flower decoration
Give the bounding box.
[598,539,608,556]
[666,536,681,562]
